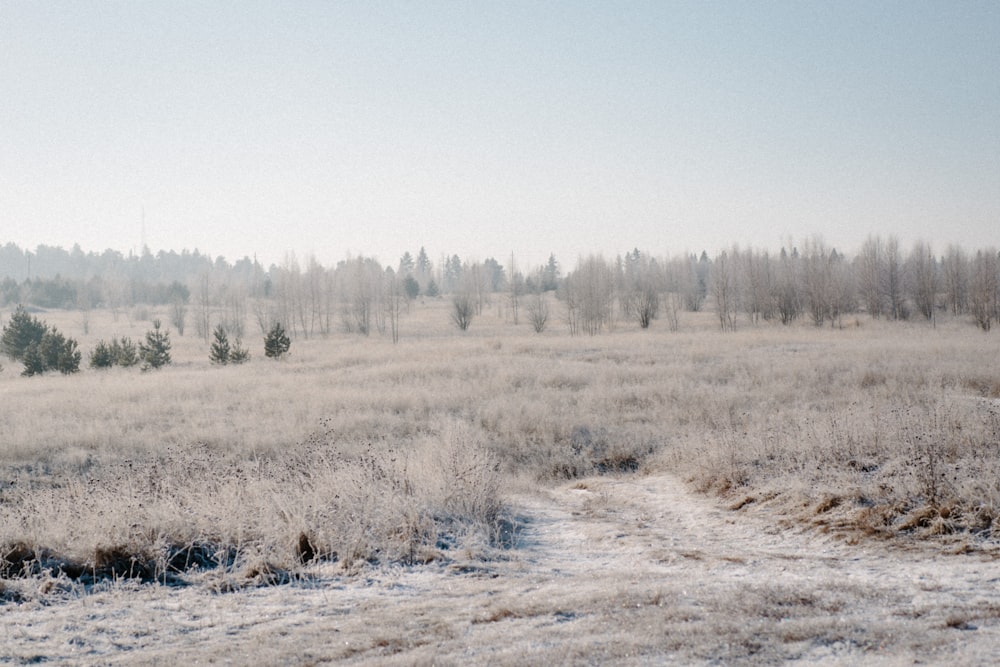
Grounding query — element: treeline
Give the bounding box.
[559,238,1000,334]
[706,237,1000,332]
[1,237,999,339]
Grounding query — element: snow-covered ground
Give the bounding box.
[5,473,1000,665]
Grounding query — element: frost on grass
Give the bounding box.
[0,419,508,597]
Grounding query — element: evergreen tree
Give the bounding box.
[398,251,415,276]
[542,253,560,291]
[37,328,81,374]
[90,340,114,368]
[139,319,172,371]
[209,324,231,365]
[425,279,440,298]
[38,328,66,370]
[115,337,139,367]
[3,308,80,375]
[1,306,47,361]
[403,275,420,300]
[416,247,432,278]
[91,337,140,369]
[21,344,44,377]
[264,322,290,359]
[483,257,506,291]
[228,337,250,364]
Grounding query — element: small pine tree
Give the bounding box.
[228,337,250,364]
[209,324,231,365]
[20,343,45,377]
[1,306,48,361]
[425,279,440,298]
[139,319,172,371]
[59,338,82,374]
[403,275,420,300]
[116,337,139,367]
[264,322,290,359]
[90,339,115,368]
[38,328,77,374]
[2,307,81,375]
[91,336,140,369]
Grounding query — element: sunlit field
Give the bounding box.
[2,299,1000,663]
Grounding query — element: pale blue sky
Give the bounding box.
[2,1,997,269]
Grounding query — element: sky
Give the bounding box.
[1,1,998,270]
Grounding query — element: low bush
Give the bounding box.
[90,336,140,369]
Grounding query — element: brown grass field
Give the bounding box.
[2,299,1000,665]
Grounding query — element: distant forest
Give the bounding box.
[0,238,998,337]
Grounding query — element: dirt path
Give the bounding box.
[4,474,1000,665]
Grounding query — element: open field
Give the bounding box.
[2,300,1000,664]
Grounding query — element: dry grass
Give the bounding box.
[1,301,999,598]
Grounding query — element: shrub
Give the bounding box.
[90,337,140,369]
[451,294,474,331]
[90,340,114,368]
[264,322,290,359]
[526,293,549,333]
[228,338,250,364]
[139,320,172,371]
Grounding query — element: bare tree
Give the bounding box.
[773,247,801,325]
[800,239,855,328]
[508,253,521,324]
[634,284,659,329]
[942,244,969,316]
[661,255,686,331]
[103,274,128,323]
[337,257,387,336]
[385,268,405,343]
[857,235,884,319]
[883,236,905,320]
[76,288,91,335]
[451,292,475,331]
[801,240,827,327]
[170,296,187,336]
[526,291,549,333]
[304,255,326,336]
[564,255,615,335]
[710,249,739,331]
[683,252,710,312]
[194,271,213,341]
[252,297,277,336]
[272,254,301,338]
[906,241,938,322]
[466,261,491,316]
[827,249,856,328]
[664,290,682,332]
[220,283,247,338]
[620,249,661,329]
[969,249,999,331]
[560,276,581,336]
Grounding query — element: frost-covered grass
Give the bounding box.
[1,301,999,598]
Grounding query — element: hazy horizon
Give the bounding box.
[3,2,997,269]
